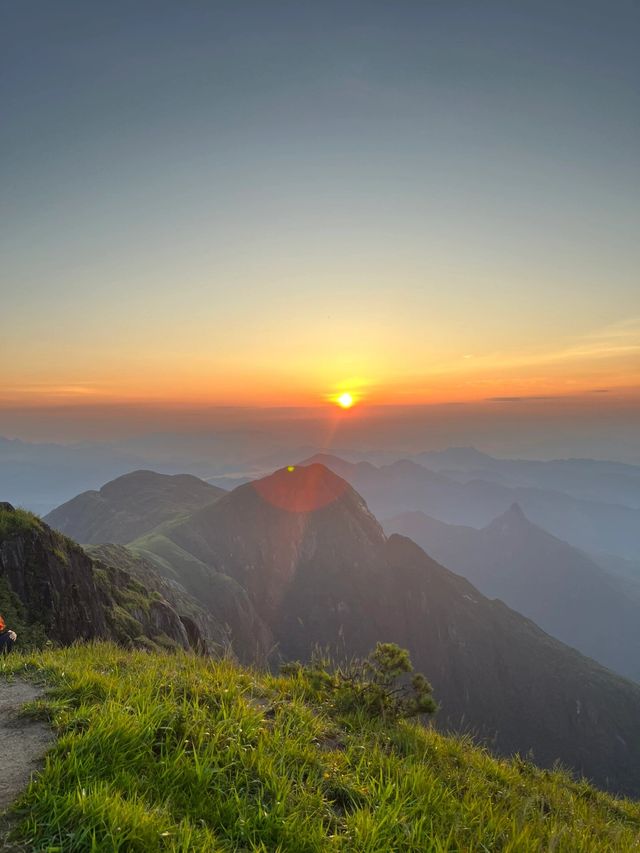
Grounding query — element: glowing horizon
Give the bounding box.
[2,316,638,410]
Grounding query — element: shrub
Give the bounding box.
[282,642,437,721]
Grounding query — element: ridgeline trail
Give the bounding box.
[0,681,51,814]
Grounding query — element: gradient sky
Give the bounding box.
[2,0,639,414]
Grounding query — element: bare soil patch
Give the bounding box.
[0,681,51,814]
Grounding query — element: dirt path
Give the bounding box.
[0,681,52,814]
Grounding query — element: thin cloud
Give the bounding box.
[486,396,558,403]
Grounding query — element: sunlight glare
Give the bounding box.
[336,392,354,409]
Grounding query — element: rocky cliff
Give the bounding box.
[0,503,200,652]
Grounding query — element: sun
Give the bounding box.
[336,392,355,409]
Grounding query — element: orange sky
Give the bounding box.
[3,314,639,409]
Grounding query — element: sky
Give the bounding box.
[1,1,639,450]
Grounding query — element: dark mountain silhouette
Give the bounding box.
[0,503,201,651]
[44,469,224,545]
[131,464,640,796]
[384,505,640,682]
[301,454,640,559]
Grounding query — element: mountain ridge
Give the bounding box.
[126,463,640,795]
[301,453,640,558]
[44,469,224,544]
[384,505,640,682]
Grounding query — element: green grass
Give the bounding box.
[0,577,48,650]
[129,531,213,588]
[0,507,42,540]
[1,644,640,852]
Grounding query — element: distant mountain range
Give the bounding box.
[384,504,640,682]
[7,436,640,560]
[413,447,640,508]
[38,463,640,795]
[0,434,327,513]
[301,453,640,559]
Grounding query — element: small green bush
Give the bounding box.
[282,642,437,721]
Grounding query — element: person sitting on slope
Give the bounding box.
[0,615,17,654]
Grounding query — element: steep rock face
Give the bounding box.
[137,465,640,796]
[0,510,109,643]
[87,544,231,655]
[0,504,199,651]
[44,470,224,545]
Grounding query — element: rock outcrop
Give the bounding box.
[0,504,201,652]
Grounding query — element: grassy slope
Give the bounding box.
[1,645,639,852]
[0,506,42,540]
[129,529,214,588]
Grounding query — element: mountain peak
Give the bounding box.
[299,453,346,466]
[251,463,354,514]
[485,502,533,534]
[45,469,223,545]
[506,501,526,518]
[100,469,216,497]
